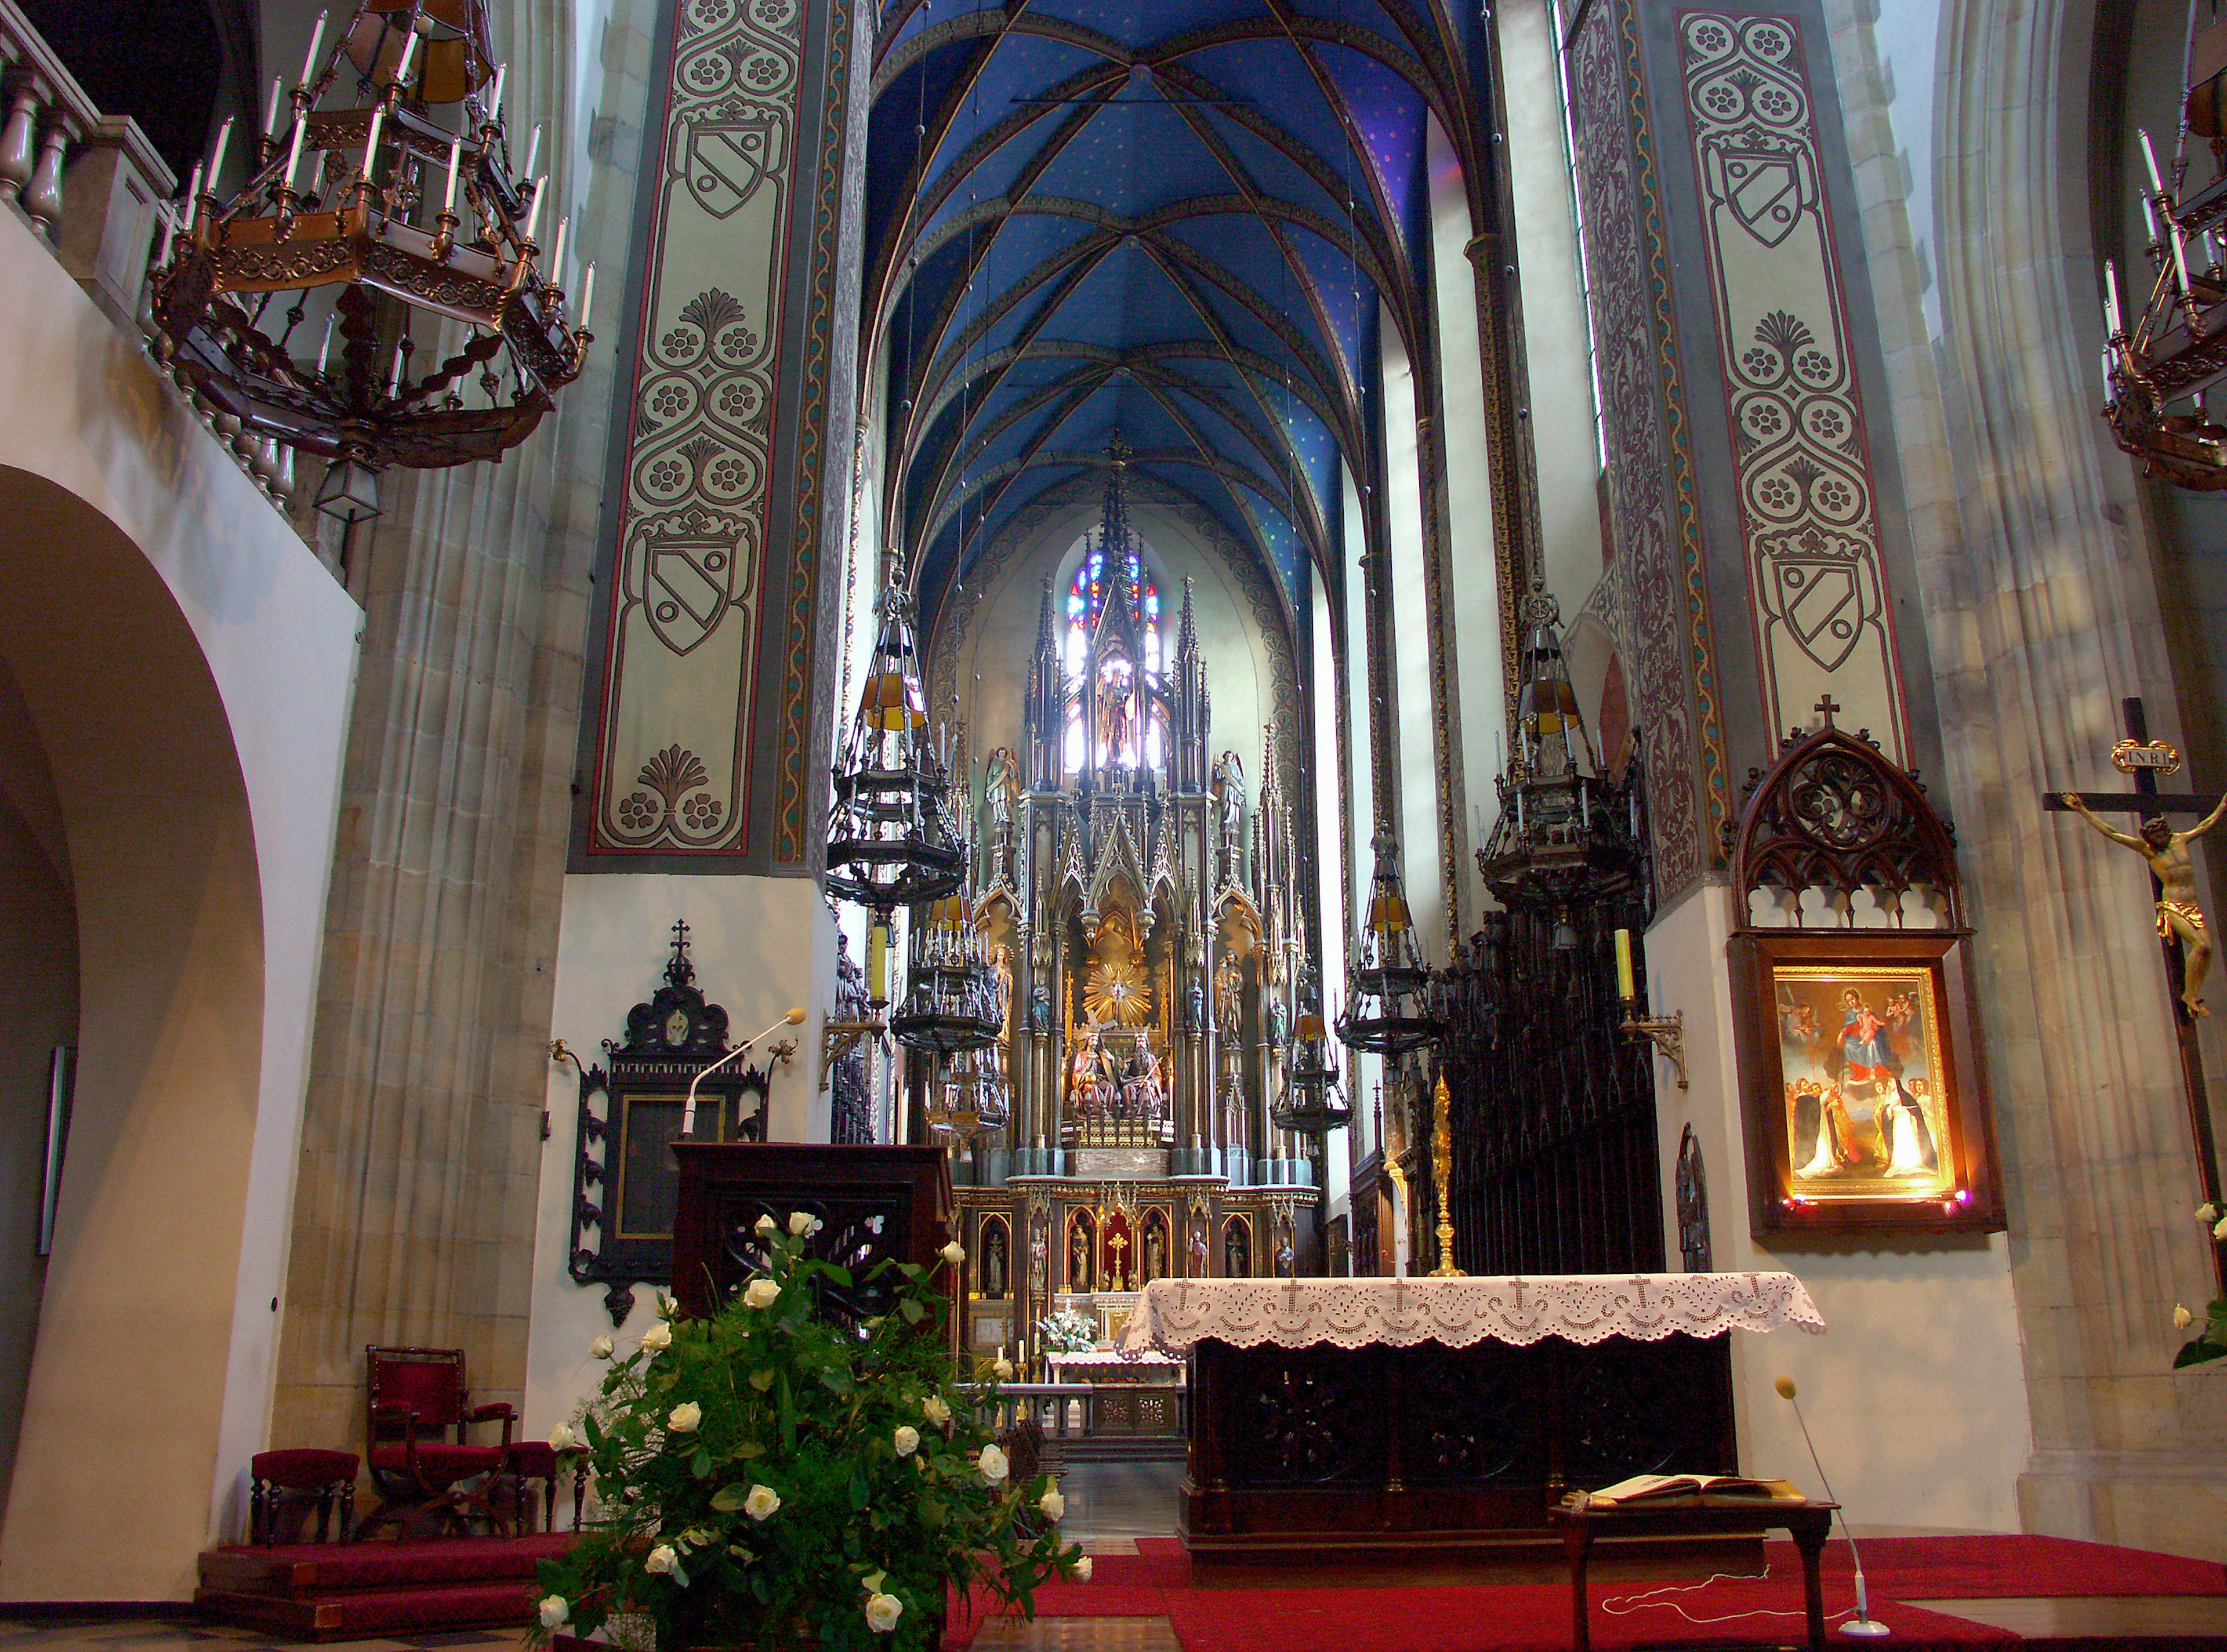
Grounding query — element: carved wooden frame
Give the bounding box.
[1726,724,2004,1236]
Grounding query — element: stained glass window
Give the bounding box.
[1061,541,1166,774]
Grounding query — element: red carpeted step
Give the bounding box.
[198,1532,574,1597]
[196,1578,538,1641]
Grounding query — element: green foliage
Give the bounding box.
[2174,1295,2227,1368]
[533,1223,1082,1651]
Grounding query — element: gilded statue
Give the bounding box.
[2061,791,2227,1016]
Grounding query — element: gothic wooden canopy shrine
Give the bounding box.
[1725,705,2003,1236]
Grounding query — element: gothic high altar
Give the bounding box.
[948,458,1320,1361]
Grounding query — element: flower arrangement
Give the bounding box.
[1033,1309,1098,1356]
[2173,1203,2227,1367]
[533,1216,1087,1650]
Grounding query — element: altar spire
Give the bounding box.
[1171,576,1209,793]
[1024,575,1065,789]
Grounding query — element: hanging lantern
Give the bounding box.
[1475,580,1643,935]
[150,2,593,500]
[826,572,966,913]
[888,887,1002,1056]
[1274,979,1351,1134]
[1336,824,1437,1055]
[925,1044,1010,1141]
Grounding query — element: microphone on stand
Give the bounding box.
[680,1007,806,1138]
[1776,1376,1891,1638]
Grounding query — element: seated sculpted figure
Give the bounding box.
[1067,1025,1110,1117]
[1120,1042,1165,1123]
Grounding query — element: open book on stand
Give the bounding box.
[1581,1473,1804,1506]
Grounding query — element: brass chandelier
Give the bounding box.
[150,0,593,520]
[2101,119,2227,488]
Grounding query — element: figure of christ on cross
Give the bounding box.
[2058,791,2227,1016]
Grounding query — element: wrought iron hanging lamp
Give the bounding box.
[888,884,1002,1057]
[149,1,593,512]
[924,1043,1010,1141]
[825,568,966,915]
[1475,580,1642,942]
[1273,976,1351,1134]
[1336,824,1437,1055]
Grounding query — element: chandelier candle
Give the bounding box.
[1614,928,1635,1001]
[264,76,285,138]
[550,216,570,289]
[361,104,384,180]
[487,62,506,125]
[443,139,460,216]
[578,262,595,328]
[206,119,233,195]
[522,173,547,243]
[298,11,326,89]
[523,124,541,181]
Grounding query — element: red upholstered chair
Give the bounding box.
[506,1440,590,1533]
[359,1346,516,1539]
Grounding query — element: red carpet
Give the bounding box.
[945,1534,2224,1651]
[197,1533,574,1639]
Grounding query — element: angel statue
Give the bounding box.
[2061,791,2227,1016]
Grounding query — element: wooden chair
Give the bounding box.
[249,1448,358,1545]
[357,1346,516,1539]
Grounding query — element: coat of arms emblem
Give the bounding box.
[630,505,750,656]
[683,106,787,220]
[1704,135,1813,249]
[1758,528,1880,673]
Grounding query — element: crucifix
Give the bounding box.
[1105,1229,1130,1293]
[2047,696,2227,1283]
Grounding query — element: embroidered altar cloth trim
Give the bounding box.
[1116,1272,1825,1355]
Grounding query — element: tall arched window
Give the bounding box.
[1061,542,1166,773]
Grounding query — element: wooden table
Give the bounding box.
[1548,1494,1838,1652]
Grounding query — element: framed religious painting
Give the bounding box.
[1725,718,2005,1237]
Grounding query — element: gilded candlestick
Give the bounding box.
[1429,1073,1464,1277]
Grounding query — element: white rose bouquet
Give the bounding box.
[2173,1205,2227,1368]
[1034,1308,1098,1356]
[532,1217,1084,1650]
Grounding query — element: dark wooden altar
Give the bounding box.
[1182,1331,1738,1562]
[669,1142,953,1324]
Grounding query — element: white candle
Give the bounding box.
[523,123,541,180]
[444,138,460,213]
[550,214,569,285]
[2142,128,2166,195]
[2173,222,2195,296]
[284,111,309,193]
[183,161,203,210]
[155,201,176,267]
[265,75,285,137]
[362,104,385,179]
[578,261,595,327]
[2105,259,2124,335]
[487,63,507,124]
[393,22,419,85]
[389,343,405,398]
[299,11,328,88]
[316,317,333,373]
[207,117,234,192]
[521,172,547,241]
[2145,196,2160,239]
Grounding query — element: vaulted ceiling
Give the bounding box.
[863,0,1497,634]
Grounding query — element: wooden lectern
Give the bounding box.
[668,1142,955,1325]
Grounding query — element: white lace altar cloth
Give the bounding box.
[1115,1272,1825,1355]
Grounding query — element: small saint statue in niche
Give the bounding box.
[1029,981,1052,1034]
[1185,979,1206,1032]
[1213,951,1242,1033]
[1224,1222,1250,1278]
[2061,791,2227,1015]
[1144,1223,1165,1284]
[1276,1233,1296,1279]
[1189,1218,1209,1278]
[1028,1218,1047,1293]
[982,1224,1007,1298]
[1070,1223,1093,1292]
[985,745,1020,828]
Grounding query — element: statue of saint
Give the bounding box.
[1185,979,1206,1032]
[1067,1025,1106,1116]
[1070,1223,1093,1291]
[1029,1219,1047,1292]
[1212,751,1245,868]
[1029,981,1052,1033]
[1101,679,1132,765]
[1189,1221,1208,1278]
[1267,993,1287,1050]
[1120,1043,1165,1121]
[984,1225,1007,1297]
[984,745,1020,826]
[1214,952,1243,1033]
[992,945,1014,1041]
[2061,791,2227,1015]
[1144,1223,1165,1284]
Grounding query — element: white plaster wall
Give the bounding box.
[1379,304,1446,963]
[1428,118,1509,908]
[0,210,360,1592]
[1645,883,2030,1533]
[523,874,837,1446]
[1506,0,1610,612]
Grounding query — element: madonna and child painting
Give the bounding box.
[1774,964,1957,1200]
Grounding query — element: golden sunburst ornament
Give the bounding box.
[1084,957,1152,1026]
